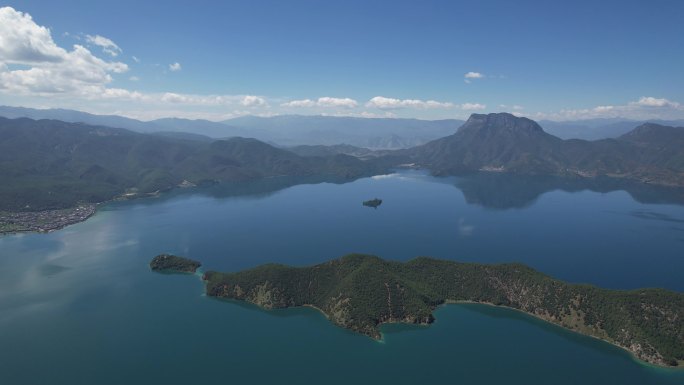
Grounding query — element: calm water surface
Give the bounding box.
[1,170,683,385]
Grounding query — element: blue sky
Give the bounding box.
[0,0,683,121]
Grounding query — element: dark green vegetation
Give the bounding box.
[0,117,382,211]
[363,198,382,208]
[202,254,684,367]
[3,112,684,217]
[408,113,684,187]
[150,254,201,273]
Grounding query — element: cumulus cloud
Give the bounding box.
[169,62,181,71]
[529,96,684,121]
[499,104,524,111]
[281,99,317,108]
[366,96,453,110]
[464,71,484,83]
[317,97,358,108]
[630,96,680,108]
[240,95,267,107]
[281,97,358,108]
[0,7,64,63]
[0,7,279,118]
[464,72,484,79]
[85,34,122,57]
[0,7,128,97]
[151,92,265,107]
[460,103,486,110]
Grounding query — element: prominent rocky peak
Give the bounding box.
[457,113,546,136]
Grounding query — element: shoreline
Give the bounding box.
[0,187,170,236]
[4,168,684,237]
[442,300,684,370]
[0,204,97,235]
[202,292,683,369]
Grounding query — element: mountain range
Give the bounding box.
[5,105,683,146]
[540,118,684,140]
[1,111,683,212]
[0,106,462,149]
[408,113,684,187]
[0,117,381,211]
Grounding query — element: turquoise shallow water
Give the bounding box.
[1,170,683,385]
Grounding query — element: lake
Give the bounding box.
[1,170,683,385]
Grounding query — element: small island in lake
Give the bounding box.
[149,254,201,273]
[363,198,382,208]
[155,253,683,367]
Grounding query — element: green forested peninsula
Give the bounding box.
[199,254,684,367]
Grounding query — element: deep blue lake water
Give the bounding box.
[1,170,683,385]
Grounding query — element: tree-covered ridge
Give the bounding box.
[0,117,382,211]
[202,254,684,367]
[150,254,201,273]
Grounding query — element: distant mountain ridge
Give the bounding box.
[0,106,463,149]
[540,118,684,140]
[221,115,464,149]
[4,105,683,144]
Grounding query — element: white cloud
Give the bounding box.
[359,110,396,118]
[593,105,614,113]
[528,96,684,121]
[281,99,317,108]
[320,110,397,118]
[460,103,486,110]
[0,7,128,97]
[85,34,122,57]
[366,96,453,110]
[129,76,139,81]
[464,71,484,83]
[169,62,181,71]
[132,55,139,63]
[281,96,358,108]
[100,88,145,101]
[630,96,680,108]
[499,104,524,111]
[151,92,263,107]
[240,95,267,107]
[316,97,358,108]
[0,7,64,63]
[464,71,484,79]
